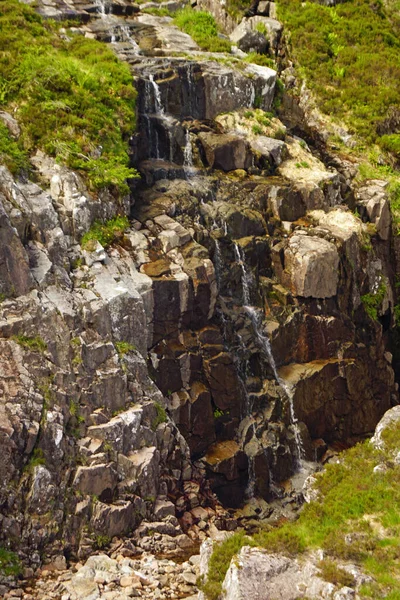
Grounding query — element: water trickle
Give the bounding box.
[234,243,252,306]
[95,0,108,17]
[213,239,223,288]
[149,74,163,115]
[119,25,140,53]
[183,129,193,167]
[245,306,305,468]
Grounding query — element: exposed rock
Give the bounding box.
[272,233,339,298]
[198,132,252,171]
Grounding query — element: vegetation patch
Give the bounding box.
[361,281,387,321]
[12,335,47,353]
[275,0,400,163]
[151,402,168,431]
[0,548,20,577]
[0,0,138,192]
[174,8,232,53]
[201,423,400,599]
[80,215,129,249]
[115,341,136,356]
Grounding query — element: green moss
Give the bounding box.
[115,341,136,356]
[361,281,386,321]
[0,122,29,174]
[12,334,47,353]
[151,402,168,431]
[81,215,129,249]
[174,8,232,53]
[0,548,21,577]
[0,0,138,192]
[24,448,45,472]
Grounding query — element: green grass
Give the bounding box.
[276,0,400,162]
[0,0,138,193]
[201,424,400,599]
[12,335,47,353]
[361,281,387,321]
[0,548,20,577]
[115,341,136,356]
[174,8,232,53]
[151,402,168,431]
[80,215,129,249]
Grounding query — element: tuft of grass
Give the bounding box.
[0,0,138,192]
[151,402,168,431]
[81,215,129,249]
[174,8,231,53]
[361,281,386,321]
[0,548,21,577]
[12,335,47,353]
[24,448,45,472]
[115,341,136,356]
[198,531,249,600]
[317,559,355,587]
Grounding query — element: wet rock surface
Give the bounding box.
[1,0,399,598]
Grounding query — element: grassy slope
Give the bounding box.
[174,7,232,52]
[0,0,138,193]
[200,425,400,599]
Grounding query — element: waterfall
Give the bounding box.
[95,0,108,17]
[120,25,140,53]
[233,243,252,306]
[183,129,193,167]
[245,305,305,468]
[213,239,223,288]
[149,74,163,115]
[233,244,305,470]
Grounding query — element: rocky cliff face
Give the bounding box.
[0,0,399,595]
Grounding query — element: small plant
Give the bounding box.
[213,407,224,418]
[81,215,129,249]
[94,534,110,549]
[115,341,135,356]
[151,402,167,431]
[318,559,355,587]
[361,281,386,321]
[244,110,254,119]
[24,448,45,472]
[0,548,21,577]
[12,335,47,353]
[295,161,310,169]
[252,124,263,135]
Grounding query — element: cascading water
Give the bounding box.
[119,25,140,53]
[149,74,163,115]
[183,130,193,168]
[234,243,305,470]
[233,243,252,306]
[245,305,305,469]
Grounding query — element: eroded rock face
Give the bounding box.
[273,233,339,298]
[1,0,400,583]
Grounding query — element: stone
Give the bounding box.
[91,501,136,538]
[272,234,339,298]
[0,111,21,138]
[230,16,282,51]
[221,546,335,599]
[198,133,252,172]
[73,463,118,498]
[370,406,400,449]
[250,136,287,166]
[231,29,268,53]
[356,179,391,240]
